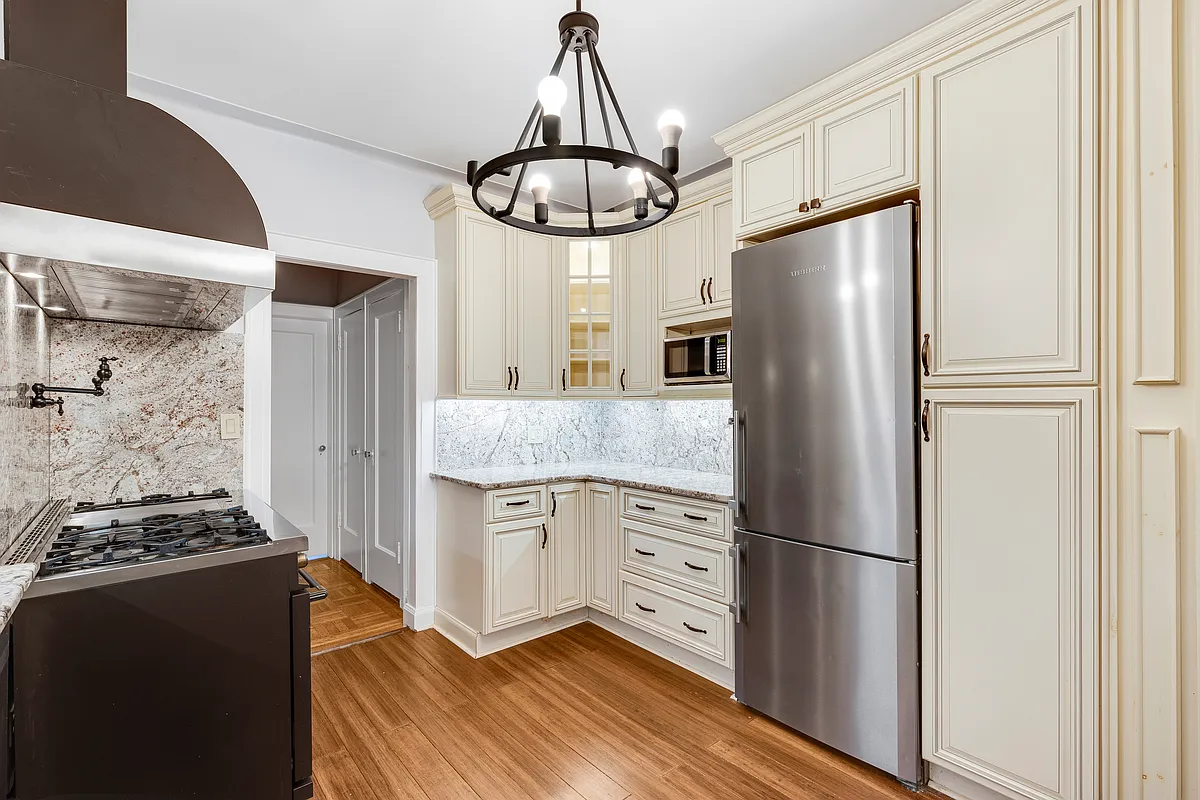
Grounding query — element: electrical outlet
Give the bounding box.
[220,413,242,440]
[527,425,545,445]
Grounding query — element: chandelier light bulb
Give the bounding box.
[628,168,649,219]
[539,75,568,145]
[529,173,552,224]
[657,109,685,174]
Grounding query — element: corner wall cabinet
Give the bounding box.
[658,192,736,319]
[715,1,1101,798]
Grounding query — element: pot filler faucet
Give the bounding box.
[29,357,118,416]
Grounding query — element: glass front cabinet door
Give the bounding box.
[562,239,617,395]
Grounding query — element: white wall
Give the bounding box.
[129,75,458,259]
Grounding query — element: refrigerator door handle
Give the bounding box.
[729,541,745,624]
[731,410,747,519]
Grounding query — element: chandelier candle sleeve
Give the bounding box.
[529,173,552,225]
[538,76,568,146]
[628,168,649,219]
[657,110,685,175]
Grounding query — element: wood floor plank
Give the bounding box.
[386,723,484,800]
[308,558,407,653]
[325,645,413,733]
[313,750,383,800]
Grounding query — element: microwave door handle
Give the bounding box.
[703,336,713,376]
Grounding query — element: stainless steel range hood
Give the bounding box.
[0,203,274,330]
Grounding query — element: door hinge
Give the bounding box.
[397,313,403,334]
[337,332,344,351]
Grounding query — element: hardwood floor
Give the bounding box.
[311,622,945,800]
[308,558,408,654]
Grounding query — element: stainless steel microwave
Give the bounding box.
[663,331,731,385]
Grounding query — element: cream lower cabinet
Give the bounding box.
[486,516,547,632]
[585,483,618,615]
[919,0,1096,386]
[548,483,586,615]
[921,387,1096,800]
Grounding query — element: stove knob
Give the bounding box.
[297,553,309,569]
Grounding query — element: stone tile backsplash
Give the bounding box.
[50,320,245,503]
[437,399,733,474]
[0,273,51,554]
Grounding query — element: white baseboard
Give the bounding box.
[586,611,735,690]
[404,603,435,631]
[475,609,589,656]
[928,765,1013,800]
[433,608,478,657]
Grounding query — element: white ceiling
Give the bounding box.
[127,0,973,210]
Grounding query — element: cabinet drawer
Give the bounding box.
[621,521,728,601]
[488,486,546,522]
[620,489,728,540]
[619,572,730,666]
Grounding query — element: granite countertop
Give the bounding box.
[0,563,38,629]
[432,462,733,503]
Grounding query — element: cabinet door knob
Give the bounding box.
[810,197,823,209]
[798,201,810,213]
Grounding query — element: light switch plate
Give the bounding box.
[527,425,545,445]
[220,413,242,440]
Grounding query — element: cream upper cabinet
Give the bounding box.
[708,194,734,308]
[585,483,617,616]
[459,212,511,395]
[658,203,707,318]
[619,228,657,395]
[812,76,917,212]
[485,517,547,633]
[919,1,1096,386]
[734,123,814,236]
[512,230,557,396]
[921,387,1096,800]
[562,239,617,396]
[548,483,587,616]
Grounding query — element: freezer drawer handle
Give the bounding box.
[683,512,708,522]
[683,622,707,635]
[505,499,531,507]
[634,602,657,614]
[729,542,745,624]
[684,561,708,572]
[634,548,656,557]
[634,503,656,511]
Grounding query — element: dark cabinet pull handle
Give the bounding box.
[635,503,656,511]
[620,369,626,392]
[513,366,519,391]
[634,548,656,557]
[684,561,709,572]
[635,602,656,614]
[700,278,707,304]
[683,512,708,522]
[683,622,707,634]
[707,277,714,304]
[562,368,566,391]
[507,366,513,391]
[797,201,810,213]
[541,524,547,550]
[920,334,930,377]
[505,499,530,507]
[550,492,556,517]
[810,197,822,209]
[921,399,930,443]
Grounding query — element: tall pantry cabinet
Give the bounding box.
[717,0,1100,798]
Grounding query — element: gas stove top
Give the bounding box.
[72,489,232,514]
[40,502,269,578]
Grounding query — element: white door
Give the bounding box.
[340,309,366,571]
[921,387,1097,800]
[365,287,407,601]
[585,483,617,616]
[708,194,735,308]
[270,315,330,556]
[619,229,657,395]
[811,76,916,211]
[485,518,547,633]
[548,483,586,616]
[658,204,708,318]
[919,1,1095,385]
[512,230,557,396]
[460,212,512,395]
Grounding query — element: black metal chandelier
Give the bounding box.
[466,2,685,237]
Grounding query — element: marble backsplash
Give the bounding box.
[50,320,245,504]
[0,273,51,554]
[436,399,733,474]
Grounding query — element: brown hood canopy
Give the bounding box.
[0,0,267,250]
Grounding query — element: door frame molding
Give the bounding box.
[248,232,437,631]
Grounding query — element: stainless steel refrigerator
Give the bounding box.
[730,203,919,785]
